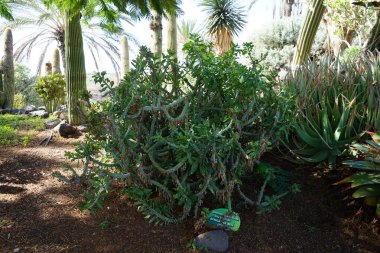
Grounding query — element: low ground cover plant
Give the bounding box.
[0,114,44,145]
[60,38,297,223]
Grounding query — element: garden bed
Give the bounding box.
[0,130,379,253]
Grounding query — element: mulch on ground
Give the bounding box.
[0,131,379,253]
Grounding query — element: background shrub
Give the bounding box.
[35,74,66,113]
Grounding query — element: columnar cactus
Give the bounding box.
[52,48,61,74]
[120,35,129,77]
[65,11,87,125]
[45,62,52,76]
[1,28,14,109]
[291,0,325,68]
[150,9,163,57]
[167,12,177,58]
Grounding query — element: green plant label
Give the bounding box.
[206,208,240,232]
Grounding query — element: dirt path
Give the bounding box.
[0,132,379,253]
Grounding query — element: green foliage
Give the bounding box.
[13,93,26,109]
[286,56,380,166]
[60,37,294,224]
[14,63,42,106]
[0,114,44,145]
[251,17,327,70]
[336,132,380,216]
[35,74,65,113]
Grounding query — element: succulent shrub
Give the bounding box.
[285,56,380,167]
[336,131,380,216]
[35,74,65,113]
[59,37,295,224]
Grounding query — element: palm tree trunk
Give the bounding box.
[65,11,87,125]
[150,9,163,57]
[283,0,294,17]
[292,0,325,68]
[366,10,380,52]
[167,11,177,57]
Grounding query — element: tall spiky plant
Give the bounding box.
[1,28,14,109]
[200,0,246,55]
[121,35,129,77]
[52,48,61,74]
[291,0,325,68]
[65,11,87,125]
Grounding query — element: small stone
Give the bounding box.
[14,247,20,253]
[77,124,89,133]
[37,106,46,111]
[29,110,49,118]
[44,118,61,129]
[59,123,78,138]
[25,105,37,113]
[195,230,229,253]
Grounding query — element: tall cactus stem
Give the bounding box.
[1,28,14,109]
[65,11,87,125]
[52,48,61,74]
[121,35,129,77]
[291,0,325,68]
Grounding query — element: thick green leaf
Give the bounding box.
[352,185,380,198]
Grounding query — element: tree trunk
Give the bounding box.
[52,48,61,74]
[167,11,177,58]
[283,0,294,17]
[292,0,325,68]
[1,28,14,109]
[121,35,129,77]
[45,62,52,75]
[366,10,380,52]
[150,9,163,57]
[65,11,87,125]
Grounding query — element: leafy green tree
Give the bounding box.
[200,0,247,55]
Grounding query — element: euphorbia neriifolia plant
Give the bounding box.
[58,37,296,224]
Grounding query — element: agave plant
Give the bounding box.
[336,131,380,216]
[3,0,137,76]
[286,56,380,166]
[199,0,246,55]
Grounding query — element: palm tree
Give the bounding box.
[3,0,137,76]
[199,0,247,55]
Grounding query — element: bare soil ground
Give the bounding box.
[0,131,379,253]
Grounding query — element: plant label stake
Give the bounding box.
[206,208,241,232]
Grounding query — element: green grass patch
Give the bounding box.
[0,114,45,145]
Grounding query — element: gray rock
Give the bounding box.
[13,247,20,253]
[56,104,67,112]
[195,230,229,253]
[25,105,37,113]
[44,118,61,129]
[77,124,89,133]
[58,111,68,120]
[37,106,46,111]
[59,123,78,138]
[29,110,49,118]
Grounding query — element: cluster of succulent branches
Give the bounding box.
[60,37,291,224]
[2,0,140,76]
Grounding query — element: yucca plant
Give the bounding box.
[336,131,380,216]
[286,56,380,166]
[199,0,247,55]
